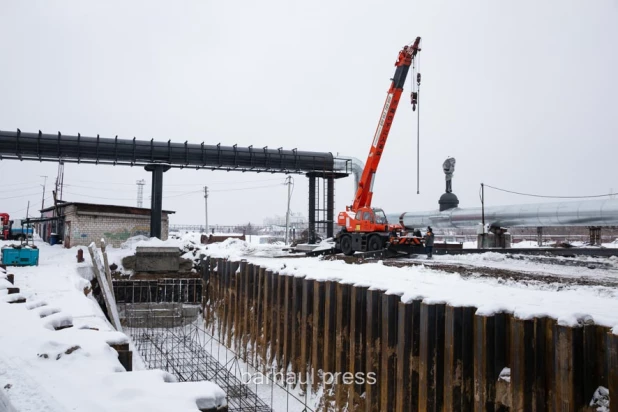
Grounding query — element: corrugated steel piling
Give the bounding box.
[323,281,337,378]
[349,285,368,411]
[554,324,585,410]
[200,256,614,412]
[419,302,446,412]
[609,332,618,408]
[289,275,303,383]
[365,288,384,412]
[335,283,351,410]
[395,299,422,412]
[380,293,400,412]
[300,278,314,391]
[312,280,325,392]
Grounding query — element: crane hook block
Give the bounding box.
[411,91,418,111]
[417,73,421,86]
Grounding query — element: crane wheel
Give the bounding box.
[340,235,354,256]
[367,235,384,251]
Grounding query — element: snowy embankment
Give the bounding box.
[0,240,226,412]
[200,237,618,332]
[108,233,618,330]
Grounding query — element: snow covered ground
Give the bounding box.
[0,239,226,412]
[2,233,618,411]
[201,236,618,331]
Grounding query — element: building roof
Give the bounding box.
[40,201,175,215]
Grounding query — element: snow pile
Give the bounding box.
[311,238,336,252]
[498,367,511,383]
[589,386,609,411]
[203,237,289,259]
[0,240,226,412]
[120,235,184,251]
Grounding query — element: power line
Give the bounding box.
[49,183,283,203]
[8,195,53,216]
[67,177,284,187]
[0,184,48,194]
[2,191,44,200]
[484,184,617,199]
[62,190,139,201]
[0,181,41,189]
[210,183,284,193]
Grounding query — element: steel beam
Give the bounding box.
[144,163,170,238]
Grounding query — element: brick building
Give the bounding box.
[38,202,174,248]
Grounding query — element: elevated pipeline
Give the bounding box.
[387,198,618,229]
[0,129,341,174]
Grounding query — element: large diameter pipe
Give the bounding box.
[388,198,618,229]
[0,129,335,173]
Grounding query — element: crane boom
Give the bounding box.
[350,37,421,211]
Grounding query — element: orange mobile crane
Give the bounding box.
[335,37,423,256]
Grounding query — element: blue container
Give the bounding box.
[49,234,59,246]
[1,247,39,266]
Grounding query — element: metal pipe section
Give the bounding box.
[334,156,364,192]
[0,129,338,174]
[388,198,618,230]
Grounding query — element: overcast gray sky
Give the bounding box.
[1,0,617,226]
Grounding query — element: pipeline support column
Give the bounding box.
[327,176,334,238]
[145,163,171,239]
[308,175,316,244]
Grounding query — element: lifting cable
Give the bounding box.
[412,47,421,195]
[410,40,422,194]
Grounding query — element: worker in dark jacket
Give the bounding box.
[424,226,435,258]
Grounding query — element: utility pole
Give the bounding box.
[481,183,485,228]
[55,160,65,201]
[204,186,209,234]
[285,176,293,244]
[136,179,145,207]
[40,175,48,211]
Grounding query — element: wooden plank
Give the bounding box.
[87,242,122,332]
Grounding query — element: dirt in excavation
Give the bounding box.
[325,254,618,288]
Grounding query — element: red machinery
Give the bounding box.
[335,37,423,255]
[0,213,10,240]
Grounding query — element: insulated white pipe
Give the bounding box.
[388,198,618,229]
